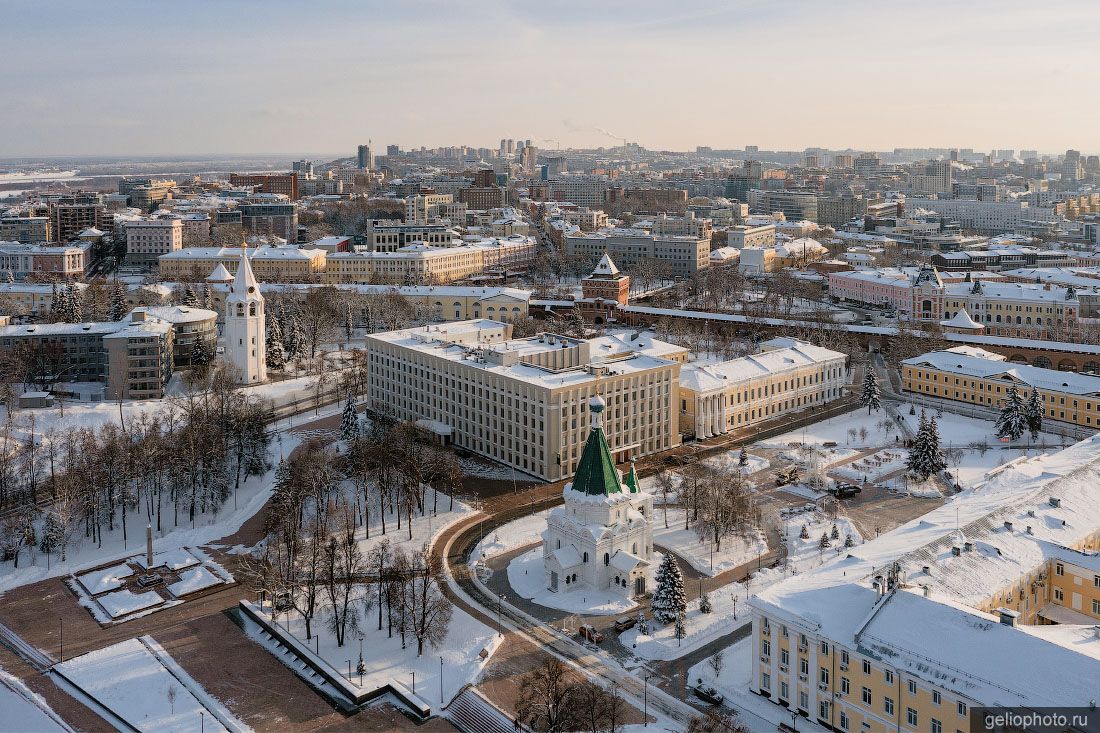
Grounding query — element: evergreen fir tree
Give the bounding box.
[636,610,648,635]
[909,416,948,480]
[109,281,127,321]
[1024,387,1044,441]
[738,446,749,468]
[344,302,354,341]
[699,592,712,614]
[830,523,840,540]
[39,512,64,554]
[266,339,286,371]
[860,365,882,414]
[799,525,809,540]
[285,315,306,361]
[341,392,360,442]
[844,533,854,548]
[820,532,831,549]
[266,310,284,350]
[995,385,1027,441]
[181,284,197,307]
[651,553,687,624]
[190,339,211,370]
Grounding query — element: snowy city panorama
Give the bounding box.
[4,4,1100,733]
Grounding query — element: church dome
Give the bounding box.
[589,395,606,413]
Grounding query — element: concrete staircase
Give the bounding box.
[446,686,518,733]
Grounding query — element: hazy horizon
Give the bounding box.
[3,0,1098,157]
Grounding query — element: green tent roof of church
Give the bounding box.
[570,396,623,497]
[624,460,640,493]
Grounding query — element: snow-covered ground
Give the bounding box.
[168,566,224,597]
[459,455,538,483]
[255,593,500,706]
[652,512,767,577]
[136,548,200,571]
[619,584,749,661]
[97,589,164,619]
[507,547,637,615]
[75,563,133,595]
[832,448,907,483]
[762,409,899,450]
[472,511,547,561]
[354,487,471,561]
[0,669,72,732]
[55,637,248,733]
[0,433,302,594]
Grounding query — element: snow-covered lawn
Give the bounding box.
[354,487,471,560]
[97,589,164,619]
[507,547,637,615]
[781,513,862,567]
[472,510,547,561]
[254,593,500,706]
[0,432,303,594]
[0,669,72,732]
[762,409,898,450]
[168,566,224,597]
[136,548,200,571]
[700,450,770,476]
[55,637,247,733]
[620,585,749,661]
[652,511,767,577]
[76,563,133,595]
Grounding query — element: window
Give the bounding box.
[762,673,771,690]
[863,660,871,675]
[799,691,809,711]
[1056,563,1064,576]
[884,697,895,715]
[1093,599,1100,615]
[931,719,942,733]
[841,677,850,695]
[885,670,894,684]
[957,702,967,717]
[821,642,829,655]
[800,659,809,675]
[909,680,918,695]
[780,681,789,700]
[841,650,850,667]
[933,691,941,705]
[1054,588,1064,602]
[840,711,850,731]
[763,640,771,657]
[820,668,830,685]
[820,701,830,720]
[862,687,872,705]
[781,649,790,665]
[907,708,918,726]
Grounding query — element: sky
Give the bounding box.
[2,0,1098,157]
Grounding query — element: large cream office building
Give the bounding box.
[364,321,684,481]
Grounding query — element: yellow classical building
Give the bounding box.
[158,245,326,281]
[902,347,1100,428]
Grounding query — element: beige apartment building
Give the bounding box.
[365,321,683,481]
[158,245,326,281]
[324,236,536,285]
[0,282,88,316]
[678,338,847,438]
[126,217,184,267]
[563,229,710,278]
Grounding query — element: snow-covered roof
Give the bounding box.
[129,306,218,325]
[610,551,645,573]
[679,339,845,393]
[753,433,1100,707]
[591,253,621,277]
[206,263,232,281]
[903,350,1100,395]
[942,345,1006,361]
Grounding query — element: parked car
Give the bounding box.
[613,617,636,633]
[693,683,724,704]
[578,624,604,644]
[822,441,838,448]
[830,483,862,499]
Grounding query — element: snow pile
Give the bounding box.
[97,589,163,619]
[76,563,133,595]
[168,566,224,597]
[507,547,637,615]
[135,548,200,571]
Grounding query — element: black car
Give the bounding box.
[693,684,724,704]
[830,483,862,499]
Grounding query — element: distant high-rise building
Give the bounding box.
[854,152,882,175]
[1086,155,1100,173]
[1020,149,1038,161]
[744,145,759,154]
[803,154,821,168]
[832,154,854,169]
[386,144,400,157]
[1062,149,1083,181]
[546,156,567,176]
[911,160,953,195]
[292,160,313,178]
[357,144,375,170]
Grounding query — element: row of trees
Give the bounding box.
[652,462,759,552]
[0,367,271,567]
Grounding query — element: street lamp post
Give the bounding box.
[59,618,63,663]
[497,594,505,637]
[412,671,415,694]
[440,656,444,704]
[643,672,651,727]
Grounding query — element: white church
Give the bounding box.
[542,396,655,599]
[222,246,267,384]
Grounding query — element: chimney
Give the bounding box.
[1050,497,1061,508]
[923,585,932,598]
[997,607,1019,627]
[1026,526,1033,535]
[964,541,974,552]
[146,524,154,568]
[922,565,931,575]
[1004,521,1013,531]
[951,546,961,557]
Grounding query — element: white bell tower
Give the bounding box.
[224,245,267,384]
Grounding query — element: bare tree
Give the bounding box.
[404,544,453,656]
[516,658,582,733]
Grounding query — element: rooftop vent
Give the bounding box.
[1050,497,1061,508]
[951,546,961,557]
[964,541,974,552]
[1004,521,1014,531]
[997,608,1019,627]
[1026,526,1033,535]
